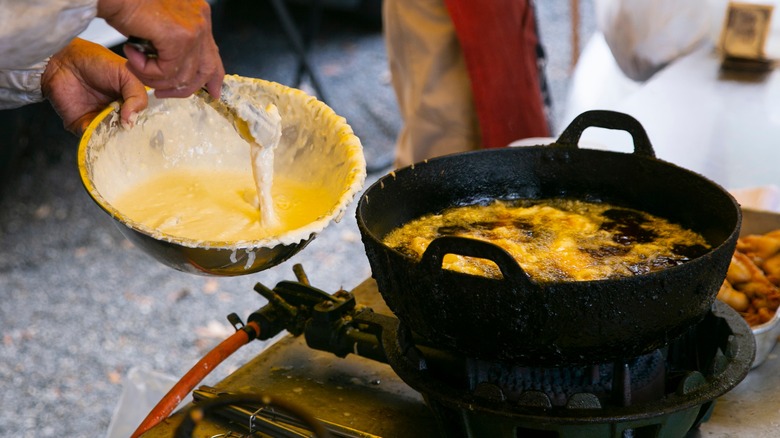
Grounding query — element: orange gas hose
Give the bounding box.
[131,321,260,438]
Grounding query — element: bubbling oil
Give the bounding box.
[382,198,711,282]
[112,168,333,242]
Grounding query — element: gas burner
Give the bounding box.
[377,299,754,437]
[463,349,666,407]
[236,272,755,438]
[146,274,756,438]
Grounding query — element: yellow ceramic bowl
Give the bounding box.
[78,75,366,276]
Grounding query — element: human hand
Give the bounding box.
[41,38,148,136]
[97,0,225,99]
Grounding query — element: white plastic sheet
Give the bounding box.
[105,367,177,438]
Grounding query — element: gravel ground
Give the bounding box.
[0,1,594,436]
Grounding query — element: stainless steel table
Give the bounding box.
[697,351,780,437]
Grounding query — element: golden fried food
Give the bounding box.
[726,252,755,284]
[382,198,710,282]
[717,280,750,312]
[761,253,780,285]
[736,233,780,262]
[719,229,780,326]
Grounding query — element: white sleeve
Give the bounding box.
[594,0,715,81]
[0,59,49,109]
[0,0,97,108]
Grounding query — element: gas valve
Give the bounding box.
[246,264,356,340]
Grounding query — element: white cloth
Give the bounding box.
[382,0,481,168]
[594,0,715,81]
[0,0,98,109]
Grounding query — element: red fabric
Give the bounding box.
[443,0,550,148]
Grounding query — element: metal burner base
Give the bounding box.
[380,300,755,438]
[143,279,767,437]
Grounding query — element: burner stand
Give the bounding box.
[379,300,755,438]
[141,278,763,438]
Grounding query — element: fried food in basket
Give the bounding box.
[718,230,780,326]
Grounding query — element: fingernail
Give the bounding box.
[121,112,139,130]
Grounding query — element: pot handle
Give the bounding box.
[421,236,539,289]
[556,110,656,158]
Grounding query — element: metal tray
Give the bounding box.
[740,208,780,368]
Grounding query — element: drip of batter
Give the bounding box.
[220,92,283,229]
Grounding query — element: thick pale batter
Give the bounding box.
[113,168,333,242]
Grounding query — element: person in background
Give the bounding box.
[561,0,718,128]
[383,0,552,168]
[0,0,224,135]
[595,0,727,83]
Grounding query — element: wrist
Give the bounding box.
[40,54,60,100]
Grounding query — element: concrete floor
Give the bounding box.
[0,1,595,436]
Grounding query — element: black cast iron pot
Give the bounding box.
[356,110,742,366]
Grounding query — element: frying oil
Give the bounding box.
[382,198,711,282]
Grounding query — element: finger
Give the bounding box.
[203,62,225,99]
[125,62,176,91]
[199,40,225,98]
[125,47,185,92]
[120,94,148,121]
[125,39,223,99]
[150,66,204,98]
[118,85,148,127]
[143,53,201,97]
[68,113,98,136]
[153,84,201,99]
[152,66,201,98]
[124,45,160,76]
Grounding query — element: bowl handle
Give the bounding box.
[555,110,656,158]
[420,236,539,289]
